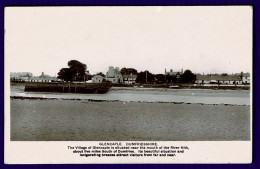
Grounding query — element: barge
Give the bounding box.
[24,82,112,94]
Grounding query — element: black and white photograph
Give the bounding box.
[5,6,252,163]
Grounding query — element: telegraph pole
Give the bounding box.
[146,71,147,84]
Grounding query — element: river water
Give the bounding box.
[11,84,250,105]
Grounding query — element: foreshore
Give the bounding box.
[10,97,250,141]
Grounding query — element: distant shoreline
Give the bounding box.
[11,82,250,90]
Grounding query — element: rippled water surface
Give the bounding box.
[11,84,250,105]
[10,84,251,141]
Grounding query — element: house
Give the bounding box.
[235,72,250,84]
[30,72,59,82]
[242,73,250,84]
[213,74,242,84]
[195,74,211,84]
[84,70,92,81]
[195,74,242,85]
[165,69,183,76]
[105,66,123,83]
[122,74,137,84]
[10,72,33,82]
[91,75,104,83]
[165,69,183,82]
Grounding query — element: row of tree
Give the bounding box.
[57,60,196,83]
[135,70,196,84]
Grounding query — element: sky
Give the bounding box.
[5,6,252,76]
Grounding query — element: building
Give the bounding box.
[10,72,33,82]
[195,74,243,85]
[91,75,104,83]
[165,69,183,83]
[235,72,250,84]
[165,69,183,76]
[30,72,59,82]
[122,74,137,84]
[242,73,250,84]
[84,70,92,81]
[105,66,123,83]
[195,74,211,84]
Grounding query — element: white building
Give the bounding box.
[195,74,242,85]
[235,72,250,84]
[10,72,33,82]
[30,72,58,82]
[91,75,104,83]
[242,73,250,84]
[122,74,137,84]
[105,66,123,83]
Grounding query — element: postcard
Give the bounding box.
[5,6,252,163]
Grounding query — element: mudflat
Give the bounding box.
[10,99,250,141]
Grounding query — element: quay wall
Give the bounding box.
[24,82,111,93]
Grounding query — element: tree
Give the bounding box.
[57,68,74,81]
[165,74,177,83]
[68,60,87,81]
[96,72,105,77]
[154,74,165,84]
[136,71,154,84]
[180,70,196,83]
[57,60,87,81]
[120,68,138,75]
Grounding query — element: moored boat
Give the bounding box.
[169,85,179,89]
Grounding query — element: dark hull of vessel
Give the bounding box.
[24,82,111,94]
[169,85,179,89]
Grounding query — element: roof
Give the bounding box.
[85,71,92,76]
[10,72,33,78]
[122,74,137,78]
[92,75,104,78]
[165,69,183,76]
[30,76,58,81]
[196,74,242,81]
[243,73,250,77]
[165,71,182,76]
[196,74,211,81]
[235,73,250,77]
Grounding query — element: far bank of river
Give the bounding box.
[112,83,250,90]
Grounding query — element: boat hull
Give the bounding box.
[169,85,179,89]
